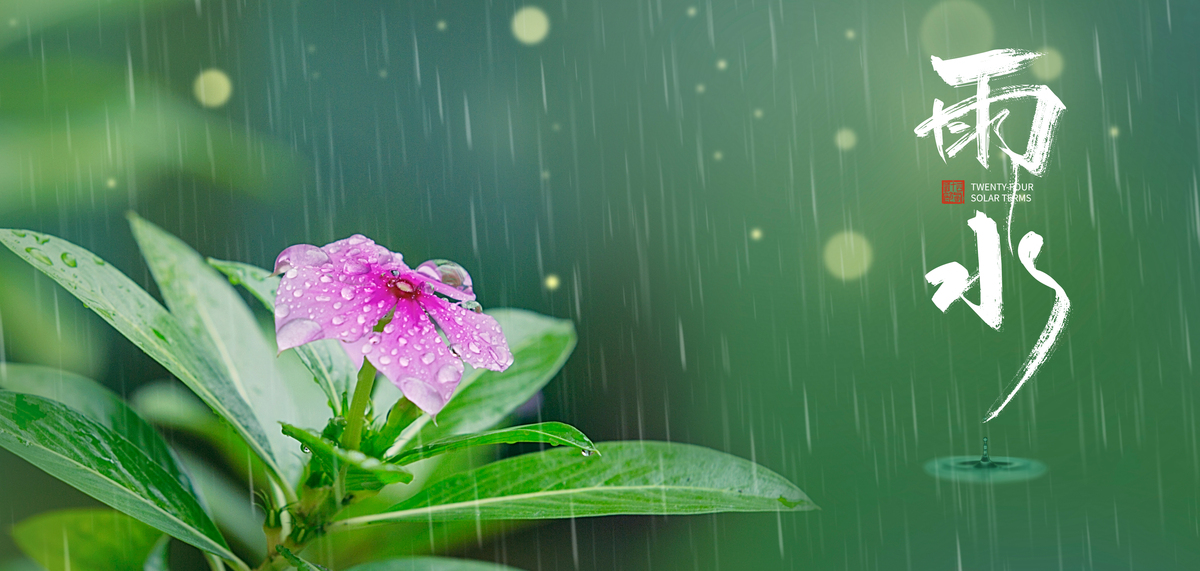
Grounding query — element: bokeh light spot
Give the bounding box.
[834,128,857,151]
[749,228,763,241]
[544,274,561,291]
[716,58,728,71]
[512,6,550,45]
[1031,47,1064,81]
[823,231,873,280]
[919,1,994,58]
[193,68,233,108]
[436,20,448,32]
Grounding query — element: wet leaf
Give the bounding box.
[0,230,283,500]
[282,423,414,491]
[345,557,523,571]
[129,214,305,484]
[12,509,164,571]
[388,422,597,465]
[275,546,331,571]
[0,392,239,565]
[0,364,203,505]
[397,309,576,452]
[335,441,815,526]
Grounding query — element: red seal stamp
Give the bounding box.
[942,180,965,204]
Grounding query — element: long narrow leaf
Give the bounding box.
[281,423,413,491]
[333,441,815,527]
[128,214,303,483]
[389,422,597,465]
[0,229,281,491]
[12,509,163,571]
[0,391,241,566]
[346,558,524,571]
[0,364,199,499]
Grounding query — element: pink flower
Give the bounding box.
[272,235,512,415]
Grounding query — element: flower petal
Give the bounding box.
[273,244,331,274]
[365,300,464,416]
[413,259,476,301]
[321,234,405,273]
[421,294,513,372]
[274,265,395,352]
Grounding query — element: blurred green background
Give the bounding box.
[3,0,1199,569]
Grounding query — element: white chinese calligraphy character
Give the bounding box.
[914,49,1066,177]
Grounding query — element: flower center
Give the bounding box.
[387,276,421,300]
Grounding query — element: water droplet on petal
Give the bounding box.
[380,356,392,365]
[468,342,480,353]
[435,363,461,385]
[331,316,345,325]
[340,287,355,300]
[416,259,474,293]
[343,261,369,274]
[275,305,291,319]
[399,357,410,367]
[277,318,323,349]
[421,352,436,364]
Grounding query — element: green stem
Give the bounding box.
[341,360,377,452]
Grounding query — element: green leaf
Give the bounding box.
[276,546,331,571]
[209,258,354,414]
[346,557,524,571]
[0,364,201,502]
[388,422,597,465]
[130,381,273,489]
[333,441,815,526]
[395,310,576,452]
[176,451,267,554]
[0,392,240,566]
[0,256,105,378]
[0,229,282,496]
[128,214,303,484]
[142,535,172,571]
[12,509,164,571]
[281,424,413,491]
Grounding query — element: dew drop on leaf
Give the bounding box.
[60,252,77,267]
[24,247,52,266]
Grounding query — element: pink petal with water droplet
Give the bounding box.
[370,299,464,415]
[320,234,406,272]
[273,244,331,274]
[274,264,395,351]
[421,294,513,372]
[409,271,476,302]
